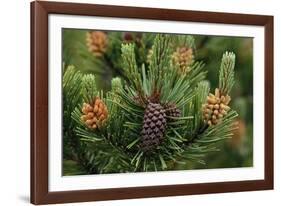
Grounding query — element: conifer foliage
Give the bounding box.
[64,32,238,174]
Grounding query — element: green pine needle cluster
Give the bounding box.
[63,33,238,174]
[219,51,236,95]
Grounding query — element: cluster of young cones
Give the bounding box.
[202,88,231,126]
[172,47,194,74]
[81,97,108,129]
[86,31,107,57]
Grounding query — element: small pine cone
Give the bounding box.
[123,32,142,46]
[86,31,107,57]
[172,47,194,74]
[123,32,134,43]
[202,88,231,126]
[140,102,167,152]
[81,97,108,129]
[164,103,181,120]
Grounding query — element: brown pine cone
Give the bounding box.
[123,32,142,46]
[202,88,231,126]
[123,32,134,43]
[164,103,181,120]
[81,97,108,129]
[140,102,167,152]
[86,31,107,57]
[172,47,194,74]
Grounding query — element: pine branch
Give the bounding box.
[219,51,236,95]
[121,43,144,97]
[147,34,171,96]
[63,65,94,172]
[65,32,240,174]
[179,110,238,165]
[80,74,97,103]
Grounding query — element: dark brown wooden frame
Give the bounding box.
[31,0,274,204]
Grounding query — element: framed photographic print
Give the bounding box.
[30,1,274,204]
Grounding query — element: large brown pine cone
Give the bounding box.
[140,102,167,152]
